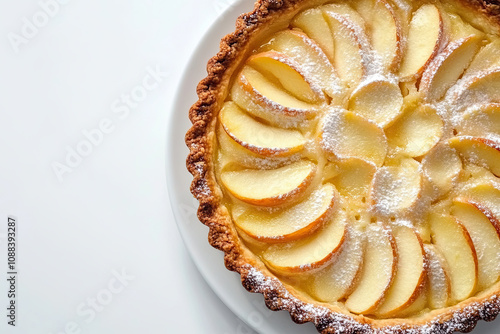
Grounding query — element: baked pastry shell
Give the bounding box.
[185,0,500,332]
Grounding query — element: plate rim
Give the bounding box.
[164,1,299,333]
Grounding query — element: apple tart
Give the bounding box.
[186,0,500,332]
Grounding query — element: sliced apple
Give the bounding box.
[452,69,500,106]
[465,39,500,77]
[230,66,317,127]
[217,124,293,170]
[322,162,340,181]
[262,208,347,274]
[421,143,462,197]
[329,158,376,200]
[310,228,365,302]
[452,198,500,290]
[399,4,444,80]
[345,224,397,314]
[247,51,324,104]
[221,160,315,206]
[356,0,403,71]
[386,0,412,18]
[292,8,335,62]
[393,286,428,317]
[373,0,404,71]
[464,183,500,220]
[459,103,500,137]
[429,212,478,303]
[232,183,337,243]
[420,35,482,101]
[349,79,403,128]
[382,0,411,55]
[217,122,258,160]
[239,66,317,112]
[443,11,484,41]
[375,225,426,317]
[370,158,422,216]
[321,108,388,167]
[425,244,451,309]
[323,6,370,87]
[449,136,500,177]
[385,105,443,157]
[259,30,344,100]
[322,3,366,27]
[219,102,305,157]
[352,0,376,20]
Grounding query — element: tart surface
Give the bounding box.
[186,0,500,332]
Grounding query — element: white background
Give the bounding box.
[1,1,500,334]
[0,0,258,333]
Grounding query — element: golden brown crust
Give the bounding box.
[462,0,500,26]
[185,0,500,333]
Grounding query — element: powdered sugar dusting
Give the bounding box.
[373,297,500,333]
[266,52,327,100]
[311,227,365,301]
[371,163,421,217]
[193,162,212,196]
[320,107,344,154]
[328,12,381,77]
[425,245,449,309]
[244,265,371,333]
[320,107,387,166]
[328,228,365,291]
[242,266,500,333]
[267,31,345,99]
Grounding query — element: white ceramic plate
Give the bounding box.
[166,1,317,332]
[166,1,500,333]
